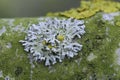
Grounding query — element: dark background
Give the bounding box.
[0,0,119,18]
[0,0,80,18]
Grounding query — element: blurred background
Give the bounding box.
[0,0,80,18]
[0,0,119,18]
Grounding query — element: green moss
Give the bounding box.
[0,13,120,79]
[0,18,38,80]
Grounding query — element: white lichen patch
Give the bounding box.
[1,19,15,26]
[115,48,120,65]
[0,71,3,78]
[28,54,35,80]
[38,17,45,21]
[8,19,15,26]
[6,42,12,49]
[118,43,120,47]
[11,23,25,32]
[4,75,15,80]
[20,17,85,66]
[0,26,6,36]
[0,71,15,80]
[102,12,120,21]
[4,76,10,80]
[13,25,24,32]
[87,53,97,61]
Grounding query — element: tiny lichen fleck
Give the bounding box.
[87,53,97,61]
[20,17,85,66]
[115,48,120,65]
[102,12,120,21]
[6,42,12,49]
[0,26,6,36]
[0,71,3,78]
[4,76,10,80]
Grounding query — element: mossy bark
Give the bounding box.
[0,13,120,80]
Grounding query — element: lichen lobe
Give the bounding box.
[20,18,86,66]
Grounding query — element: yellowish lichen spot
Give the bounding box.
[57,35,64,41]
[48,44,53,49]
[42,40,46,45]
[47,0,120,19]
[116,21,120,26]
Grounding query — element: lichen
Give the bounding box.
[0,0,120,80]
[102,12,120,21]
[20,18,85,66]
[0,12,120,79]
[115,48,120,65]
[47,0,120,19]
[87,53,97,61]
[0,71,3,78]
[0,26,6,36]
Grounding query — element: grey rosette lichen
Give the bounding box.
[20,17,85,66]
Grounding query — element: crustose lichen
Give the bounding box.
[20,17,85,66]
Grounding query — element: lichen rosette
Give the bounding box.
[20,18,85,66]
